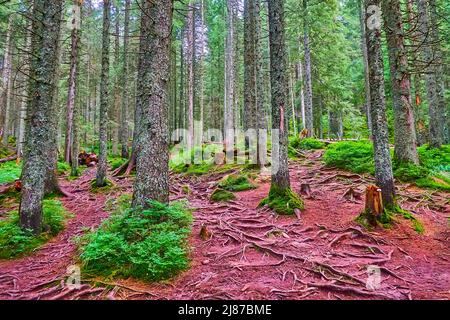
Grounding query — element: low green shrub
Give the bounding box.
[0,199,69,259]
[418,144,450,171]
[78,200,192,281]
[57,161,71,175]
[323,140,374,174]
[393,163,430,182]
[290,137,325,150]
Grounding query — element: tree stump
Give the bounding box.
[300,183,311,197]
[200,224,212,240]
[364,185,383,225]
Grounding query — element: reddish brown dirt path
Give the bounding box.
[0,152,449,300]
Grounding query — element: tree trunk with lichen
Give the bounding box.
[64,0,82,164]
[365,0,395,207]
[19,0,64,234]
[96,0,110,187]
[303,0,313,138]
[416,0,445,148]
[132,0,173,207]
[119,0,131,159]
[268,0,290,192]
[381,0,419,165]
[0,14,13,144]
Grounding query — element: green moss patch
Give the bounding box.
[210,189,236,202]
[77,200,192,282]
[259,186,304,215]
[218,173,256,192]
[0,199,70,259]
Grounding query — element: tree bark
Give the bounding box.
[64,1,82,164]
[224,0,236,150]
[19,0,64,234]
[359,0,372,137]
[119,0,131,159]
[268,0,290,192]
[0,14,13,144]
[416,0,445,148]
[132,0,173,207]
[303,0,313,137]
[96,0,111,187]
[381,0,419,165]
[365,0,395,206]
[186,3,195,148]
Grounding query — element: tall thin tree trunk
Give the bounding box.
[132,0,173,207]
[64,1,82,164]
[303,0,313,137]
[382,0,419,164]
[0,14,13,144]
[18,3,34,157]
[224,0,235,148]
[418,0,445,148]
[365,0,395,206]
[96,0,111,187]
[19,0,64,234]
[111,3,120,156]
[178,27,185,135]
[186,3,195,148]
[359,0,372,137]
[119,0,131,158]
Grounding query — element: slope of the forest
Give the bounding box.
[0,150,449,300]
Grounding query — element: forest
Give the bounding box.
[0,0,448,301]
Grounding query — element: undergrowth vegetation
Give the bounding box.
[0,199,70,259]
[357,204,424,234]
[77,198,193,281]
[324,141,450,191]
[0,160,75,185]
[0,161,21,184]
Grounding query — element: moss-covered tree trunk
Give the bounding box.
[381,0,419,165]
[365,0,395,206]
[96,0,110,187]
[19,0,64,234]
[131,0,173,207]
[267,0,290,192]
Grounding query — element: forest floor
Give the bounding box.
[0,150,449,300]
